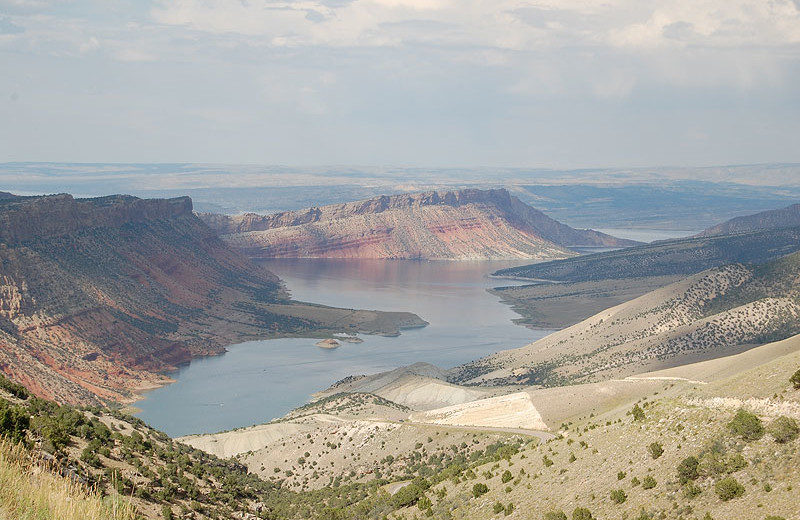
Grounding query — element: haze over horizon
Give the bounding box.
[2,1,799,168]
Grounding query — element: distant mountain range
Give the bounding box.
[199,188,640,260]
[491,201,800,330]
[699,202,800,236]
[0,193,423,405]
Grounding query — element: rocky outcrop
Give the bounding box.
[0,193,424,406]
[200,189,638,260]
[699,202,800,236]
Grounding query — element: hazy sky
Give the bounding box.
[2,0,799,167]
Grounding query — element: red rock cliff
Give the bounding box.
[200,189,639,260]
[0,193,423,406]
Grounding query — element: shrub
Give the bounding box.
[684,483,702,498]
[0,375,29,399]
[790,368,800,389]
[418,496,432,510]
[617,470,626,480]
[610,489,627,504]
[641,476,657,489]
[501,470,513,483]
[505,503,514,516]
[764,516,786,520]
[728,409,764,441]
[472,483,489,498]
[769,416,799,443]
[0,402,29,444]
[391,483,423,507]
[631,404,645,421]
[631,476,641,487]
[648,442,664,459]
[725,453,747,473]
[543,511,568,520]
[677,456,700,484]
[715,477,745,501]
[572,507,594,520]
[494,502,505,514]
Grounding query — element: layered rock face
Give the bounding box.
[201,189,638,260]
[0,194,423,405]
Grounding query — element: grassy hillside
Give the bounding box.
[0,372,532,520]
[0,437,137,520]
[390,340,800,520]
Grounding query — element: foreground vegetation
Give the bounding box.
[0,437,137,520]
[0,373,531,519]
[2,354,800,519]
[388,390,800,519]
[2,315,800,520]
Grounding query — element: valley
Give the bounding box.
[1,184,799,520]
[0,193,424,407]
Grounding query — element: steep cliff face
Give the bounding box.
[0,194,424,405]
[0,194,193,244]
[699,202,800,236]
[201,189,638,260]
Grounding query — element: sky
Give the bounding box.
[1,0,799,168]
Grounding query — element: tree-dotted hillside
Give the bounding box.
[392,347,800,520]
[456,252,800,387]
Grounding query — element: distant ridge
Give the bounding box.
[699,202,800,236]
[200,188,639,260]
[494,226,800,282]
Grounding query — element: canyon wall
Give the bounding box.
[201,189,639,260]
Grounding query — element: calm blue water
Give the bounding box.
[135,259,553,437]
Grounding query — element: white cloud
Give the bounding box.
[0,0,67,14]
[608,0,800,48]
[2,0,799,165]
[145,0,800,56]
[79,36,99,53]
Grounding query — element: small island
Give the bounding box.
[316,339,340,349]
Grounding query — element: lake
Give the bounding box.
[135,259,553,437]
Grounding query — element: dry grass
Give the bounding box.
[0,438,137,520]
